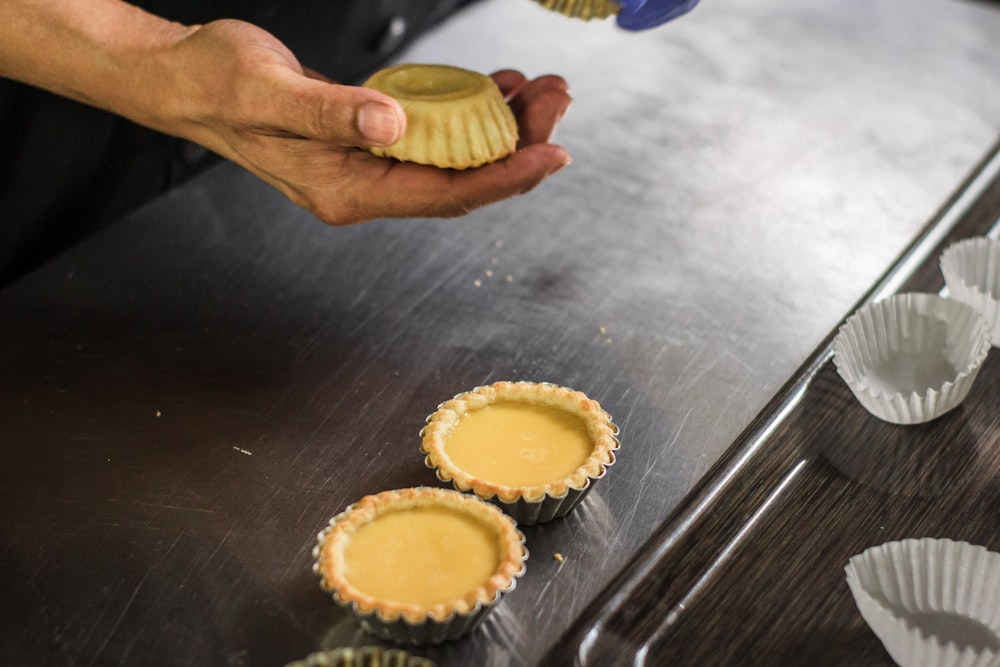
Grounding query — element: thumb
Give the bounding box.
[274,72,407,147]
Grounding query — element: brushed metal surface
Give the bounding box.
[2,0,1000,665]
[544,152,1000,667]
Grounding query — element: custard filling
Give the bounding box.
[444,401,594,486]
[343,506,500,608]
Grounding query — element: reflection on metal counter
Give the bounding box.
[2,0,1000,665]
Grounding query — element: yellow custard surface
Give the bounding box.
[444,401,594,487]
[343,506,500,608]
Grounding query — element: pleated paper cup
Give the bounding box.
[941,237,1000,347]
[845,538,1000,667]
[832,293,990,424]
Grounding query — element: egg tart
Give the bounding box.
[532,0,620,21]
[421,381,620,524]
[362,64,518,170]
[313,487,526,645]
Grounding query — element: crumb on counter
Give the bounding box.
[554,553,564,562]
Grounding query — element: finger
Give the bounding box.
[333,144,573,223]
[508,74,570,112]
[509,79,572,146]
[267,69,407,148]
[490,69,529,100]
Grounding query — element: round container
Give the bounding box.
[941,237,1000,347]
[312,487,527,645]
[284,646,436,667]
[832,293,990,424]
[421,381,620,525]
[845,538,1000,667]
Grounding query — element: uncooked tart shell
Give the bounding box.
[362,64,518,170]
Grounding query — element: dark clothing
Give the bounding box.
[0,0,475,286]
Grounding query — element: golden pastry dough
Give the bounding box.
[362,64,518,169]
[533,0,619,21]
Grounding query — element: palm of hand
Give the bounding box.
[174,20,572,225]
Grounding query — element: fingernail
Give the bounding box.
[550,154,572,175]
[357,102,402,145]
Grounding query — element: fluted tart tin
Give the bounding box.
[284,646,437,667]
[420,381,620,525]
[312,487,527,645]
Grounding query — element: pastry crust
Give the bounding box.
[362,64,518,170]
[421,381,620,504]
[533,0,619,20]
[314,487,526,625]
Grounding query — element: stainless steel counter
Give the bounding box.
[2,0,999,665]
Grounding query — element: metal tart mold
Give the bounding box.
[312,487,527,645]
[284,646,436,667]
[420,381,620,525]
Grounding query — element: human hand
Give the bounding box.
[615,0,699,30]
[166,20,572,225]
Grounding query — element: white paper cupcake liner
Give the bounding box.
[845,538,1000,667]
[941,237,1000,347]
[832,293,990,424]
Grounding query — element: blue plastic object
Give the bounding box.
[615,0,699,30]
